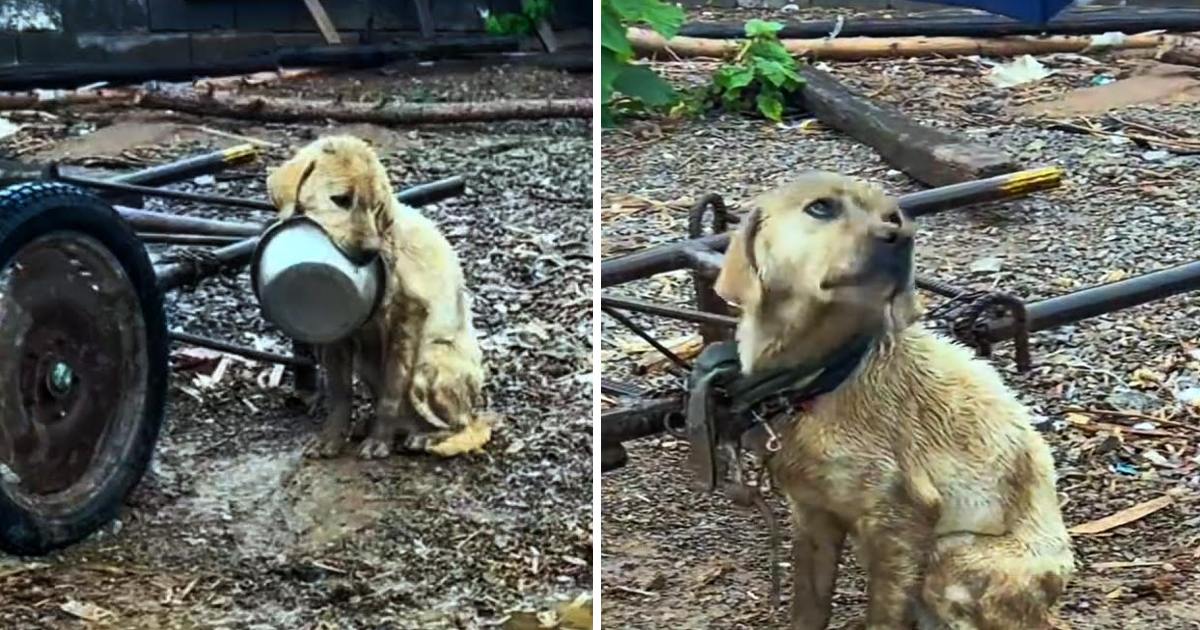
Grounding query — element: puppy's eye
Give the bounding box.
[804,199,838,220]
[330,193,353,209]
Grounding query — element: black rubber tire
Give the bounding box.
[0,182,168,556]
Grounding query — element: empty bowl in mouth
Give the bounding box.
[251,217,386,345]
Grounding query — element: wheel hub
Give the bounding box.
[0,232,147,497]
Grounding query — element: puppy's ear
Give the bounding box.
[266,153,316,219]
[360,160,397,238]
[714,209,762,309]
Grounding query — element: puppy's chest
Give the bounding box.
[771,431,882,520]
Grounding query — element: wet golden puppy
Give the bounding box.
[714,172,1074,630]
[267,135,485,459]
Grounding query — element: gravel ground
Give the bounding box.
[600,22,1200,630]
[0,64,592,628]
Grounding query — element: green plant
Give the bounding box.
[483,0,554,36]
[709,19,803,122]
[600,0,685,127]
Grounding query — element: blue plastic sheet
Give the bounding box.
[920,0,1077,25]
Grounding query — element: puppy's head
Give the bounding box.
[266,135,396,263]
[714,172,919,370]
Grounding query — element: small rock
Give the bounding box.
[1141,150,1171,162]
[781,3,800,12]
[1106,389,1159,413]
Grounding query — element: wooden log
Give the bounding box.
[134,93,593,125]
[627,28,1173,61]
[1159,37,1200,68]
[679,7,1200,40]
[795,65,1016,187]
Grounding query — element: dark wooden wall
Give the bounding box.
[0,0,592,65]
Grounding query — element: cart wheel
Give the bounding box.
[0,182,167,556]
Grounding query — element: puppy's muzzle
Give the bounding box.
[823,212,915,290]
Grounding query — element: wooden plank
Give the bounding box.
[412,0,434,38]
[796,64,1018,187]
[535,19,559,53]
[301,0,341,45]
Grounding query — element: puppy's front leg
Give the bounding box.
[359,338,412,459]
[790,507,846,630]
[305,342,353,458]
[859,511,931,630]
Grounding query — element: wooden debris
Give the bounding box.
[796,65,1017,186]
[1092,560,1164,571]
[627,28,1174,62]
[135,92,593,125]
[302,0,342,45]
[635,334,704,373]
[1070,495,1174,535]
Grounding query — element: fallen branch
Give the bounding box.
[1069,495,1173,535]
[628,28,1173,61]
[796,65,1017,186]
[134,93,593,125]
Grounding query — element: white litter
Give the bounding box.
[986,55,1055,88]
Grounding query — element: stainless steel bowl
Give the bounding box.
[251,217,386,344]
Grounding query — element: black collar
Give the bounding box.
[689,335,876,437]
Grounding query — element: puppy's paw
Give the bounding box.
[358,438,393,459]
[305,434,345,459]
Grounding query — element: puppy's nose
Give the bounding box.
[872,210,912,245]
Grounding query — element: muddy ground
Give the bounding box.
[0,64,592,628]
[600,8,1200,630]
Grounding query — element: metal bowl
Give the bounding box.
[251,217,385,345]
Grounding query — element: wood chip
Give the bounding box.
[1091,560,1163,570]
[59,599,114,622]
[1070,495,1174,535]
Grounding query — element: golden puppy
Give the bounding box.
[714,172,1074,629]
[266,135,486,459]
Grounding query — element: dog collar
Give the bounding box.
[684,335,876,492]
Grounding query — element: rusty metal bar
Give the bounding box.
[985,260,1200,342]
[601,167,1064,288]
[117,206,262,237]
[601,396,684,444]
[170,331,313,367]
[151,176,466,291]
[54,166,276,211]
[138,233,246,246]
[113,144,259,187]
[155,238,259,291]
[602,295,737,328]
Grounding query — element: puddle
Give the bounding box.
[172,447,388,558]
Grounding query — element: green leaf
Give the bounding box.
[745,19,784,39]
[612,0,685,38]
[600,48,622,102]
[600,5,633,57]
[748,40,794,64]
[754,58,800,88]
[612,64,677,107]
[756,90,784,122]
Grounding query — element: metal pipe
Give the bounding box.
[54,166,276,211]
[114,144,259,187]
[138,233,246,246]
[118,206,263,237]
[155,238,259,291]
[151,176,467,290]
[601,397,684,443]
[602,295,738,328]
[170,331,314,367]
[600,167,1064,288]
[985,260,1200,341]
